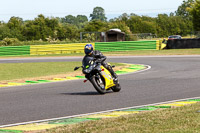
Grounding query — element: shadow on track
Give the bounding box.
[61,91,113,96]
[61,91,100,96]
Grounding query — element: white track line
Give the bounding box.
[119,64,151,76]
[1,96,200,128]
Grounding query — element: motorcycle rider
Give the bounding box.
[83,44,118,82]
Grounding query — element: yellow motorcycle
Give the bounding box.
[74,56,121,94]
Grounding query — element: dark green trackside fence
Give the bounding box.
[95,41,157,52]
[0,46,30,56]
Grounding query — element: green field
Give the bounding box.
[0,62,81,81]
[0,62,125,82]
[104,49,200,56]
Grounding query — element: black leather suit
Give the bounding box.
[84,50,117,78]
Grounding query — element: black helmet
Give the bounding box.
[84,44,94,55]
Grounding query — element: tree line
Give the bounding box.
[0,0,199,46]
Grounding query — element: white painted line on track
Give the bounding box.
[119,64,151,76]
[1,96,200,128]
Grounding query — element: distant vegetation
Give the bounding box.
[0,0,199,46]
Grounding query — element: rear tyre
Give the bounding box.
[111,83,121,92]
[90,75,106,94]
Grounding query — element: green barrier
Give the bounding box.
[0,46,30,56]
[95,41,156,52]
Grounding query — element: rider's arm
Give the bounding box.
[94,50,106,62]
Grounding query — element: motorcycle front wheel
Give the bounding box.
[90,75,106,94]
[111,82,121,92]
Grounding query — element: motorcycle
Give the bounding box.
[74,56,121,94]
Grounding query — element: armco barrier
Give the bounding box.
[0,41,158,56]
[30,43,94,55]
[95,41,157,52]
[0,46,30,56]
[166,39,200,49]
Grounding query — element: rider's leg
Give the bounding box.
[102,62,117,79]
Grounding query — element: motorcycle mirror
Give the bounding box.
[112,65,115,68]
[74,67,80,71]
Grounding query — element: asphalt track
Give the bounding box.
[0,55,200,126]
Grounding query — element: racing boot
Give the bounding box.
[108,67,118,83]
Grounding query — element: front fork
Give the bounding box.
[84,73,101,83]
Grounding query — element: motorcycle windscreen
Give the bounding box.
[82,56,94,69]
[100,66,115,89]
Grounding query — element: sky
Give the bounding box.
[0,0,184,22]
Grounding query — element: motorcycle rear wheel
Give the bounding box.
[91,75,106,94]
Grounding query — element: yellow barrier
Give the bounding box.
[156,40,167,50]
[161,43,167,49]
[156,40,160,50]
[30,43,95,55]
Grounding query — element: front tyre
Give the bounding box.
[111,83,121,92]
[90,75,106,94]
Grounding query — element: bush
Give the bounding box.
[0,38,20,46]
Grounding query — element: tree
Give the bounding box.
[155,14,192,37]
[23,20,39,40]
[118,13,130,22]
[83,20,108,32]
[0,24,12,40]
[90,7,107,21]
[23,14,60,41]
[189,0,200,31]
[77,15,88,23]
[33,14,48,40]
[7,17,25,40]
[156,14,172,37]
[175,0,194,19]
[61,15,77,24]
[61,15,88,28]
[57,23,79,41]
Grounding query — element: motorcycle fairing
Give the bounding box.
[100,66,115,89]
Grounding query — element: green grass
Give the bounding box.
[0,62,124,81]
[44,103,200,133]
[104,49,200,56]
[0,62,81,81]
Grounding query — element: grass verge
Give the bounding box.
[104,49,200,56]
[0,62,125,83]
[43,103,200,133]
